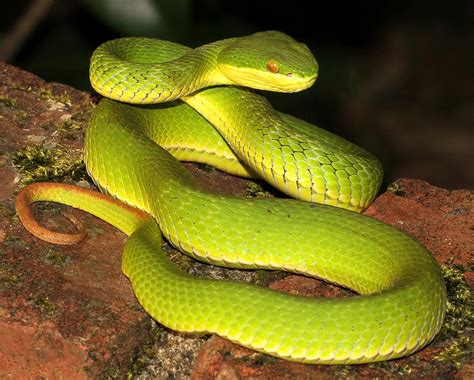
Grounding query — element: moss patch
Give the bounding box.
[28,296,58,318]
[45,247,70,268]
[38,88,72,107]
[387,180,406,196]
[12,145,88,186]
[433,265,473,368]
[244,182,273,198]
[0,94,29,121]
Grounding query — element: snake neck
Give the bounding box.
[184,87,383,211]
[89,37,239,104]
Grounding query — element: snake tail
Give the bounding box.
[15,182,149,244]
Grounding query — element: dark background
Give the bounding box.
[1,0,473,190]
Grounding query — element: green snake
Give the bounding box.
[16,31,446,364]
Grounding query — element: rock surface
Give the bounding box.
[0,62,472,378]
[0,62,156,378]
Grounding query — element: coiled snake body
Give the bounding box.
[16,31,446,364]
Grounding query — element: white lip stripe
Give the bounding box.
[220,64,317,92]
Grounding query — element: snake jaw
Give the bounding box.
[218,63,318,92]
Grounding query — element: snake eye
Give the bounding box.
[266,61,279,73]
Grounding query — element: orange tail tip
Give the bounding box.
[16,183,88,245]
[16,181,151,245]
[16,182,150,244]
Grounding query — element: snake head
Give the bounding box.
[217,31,318,92]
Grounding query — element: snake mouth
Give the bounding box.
[282,74,318,92]
[220,64,318,93]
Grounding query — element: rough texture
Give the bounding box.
[0,62,472,378]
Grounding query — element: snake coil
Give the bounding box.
[16,31,446,364]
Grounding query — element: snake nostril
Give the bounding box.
[286,73,293,78]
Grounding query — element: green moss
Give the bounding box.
[0,95,16,108]
[45,248,69,268]
[396,363,415,376]
[252,269,287,287]
[28,296,58,317]
[4,234,32,250]
[195,163,215,173]
[440,265,472,337]
[38,88,72,106]
[0,267,19,290]
[102,366,121,380]
[244,182,272,198]
[59,93,72,106]
[38,88,53,101]
[0,95,29,121]
[249,353,275,366]
[366,362,417,378]
[99,326,160,379]
[126,338,159,378]
[8,84,33,93]
[387,181,405,196]
[433,264,473,368]
[12,145,87,186]
[40,121,55,131]
[62,118,83,131]
[57,117,86,140]
[435,336,472,369]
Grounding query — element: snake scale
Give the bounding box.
[16,31,446,364]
